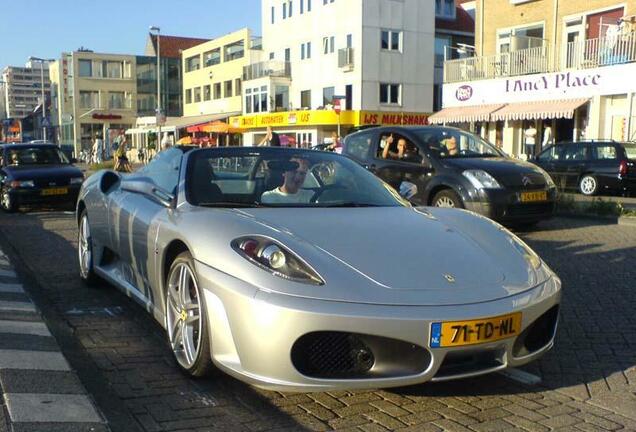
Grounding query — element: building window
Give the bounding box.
[194,87,201,103]
[78,60,92,77]
[203,48,221,67]
[269,52,275,60]
[79,91,99,108]
[347,34,353,48]
[435,0,455,19]
[105,61,123,78]
[108,91,126,109]
[271,6,275,23]
[224,40,245,62]
[323,0,334,4]
[307,0,312,11]
[301,0,304,13]
[214,82,222,99]
[323,36,335,54]
[185,89,192,104]
[283,2,287,19]
[322,86,334,106]
[301,42,312,59]
[235,78,242,95]
[381,30,402,51]
[288,0,293,17]
[301,90,311,109]
[380,83,401,104]
[225,80,233,97]
[435,36,451,66]
[186,55,200,72]
[245,86,268,114]
[204,85,211,101]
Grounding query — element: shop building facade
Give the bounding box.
[232,0,435,146]
[433,0,636,158]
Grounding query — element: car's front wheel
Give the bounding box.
[166,252,214,377]
[579,175,598,196]
[78,210,99,285]
[433,189,464,208]
[1,186,17,213]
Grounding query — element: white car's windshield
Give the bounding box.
[187,149,408,208]
[414,129,504,159]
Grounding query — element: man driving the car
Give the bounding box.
[261,157,314,204]
[441,136,459,156]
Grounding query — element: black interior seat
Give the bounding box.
[191,159,224,204]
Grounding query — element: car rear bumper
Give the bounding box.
[8,185,81,206]
[195,260,562,392]
[465,188,557,224]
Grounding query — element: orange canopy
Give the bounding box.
[200,121,241,134]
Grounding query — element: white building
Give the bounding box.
[1,60,51,120]
[231,0,436,146]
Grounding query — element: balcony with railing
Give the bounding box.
[243,61,291,81]
[443,31,636,83]
[444,45,550,83]
[565,31,636,70]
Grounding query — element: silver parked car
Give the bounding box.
[77,146,561,392]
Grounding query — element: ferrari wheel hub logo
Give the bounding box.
[444,274,456,283]
[180,310,187,321]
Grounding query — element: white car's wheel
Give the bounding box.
[78,210,98,285]
[579,175,598,196]
[166,251,213,377]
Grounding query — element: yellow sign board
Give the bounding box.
[230,110,430,130]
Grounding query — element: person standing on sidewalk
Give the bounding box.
[92,134,103,164]
[258,126,281,147]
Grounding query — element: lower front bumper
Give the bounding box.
[9,186,80,207]
[196,261,562,392]
[466,188,557,224]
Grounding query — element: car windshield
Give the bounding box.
[624,143,636,160]
[413,129,504,159]
[6,147,69,166]
[187,148,408,208]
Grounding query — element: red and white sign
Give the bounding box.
[333,99,341,114]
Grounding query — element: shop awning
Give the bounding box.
[187,120,242,134]
[428,104,506,124]
[127,112,241,135]
[491,98,589,121]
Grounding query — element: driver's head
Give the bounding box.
[397,138,408,153]
[282,157,309,194]
[445,136,458,155]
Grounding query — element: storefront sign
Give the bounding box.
[93,113,123,120]
[444,62,636,108]
[230,110,429,129]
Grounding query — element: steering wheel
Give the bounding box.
[310,185,347,203]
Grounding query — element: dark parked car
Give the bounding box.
[532,140,636,196]
[0,143,84,212]
[343,126,557,226]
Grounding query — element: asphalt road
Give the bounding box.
[0,211,635,432]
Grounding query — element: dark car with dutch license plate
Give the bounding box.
[532,140,636,196]
[343,126,557,227]
[0,143,84,212]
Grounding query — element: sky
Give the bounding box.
[0,0,262,67]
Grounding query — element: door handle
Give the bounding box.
[364,164,376,171]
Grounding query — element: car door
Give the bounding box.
[113,148,183,299]
[369,129,434,204]
[561,143,590,190]
[534,145,562,185]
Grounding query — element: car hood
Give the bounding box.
[4,164,83,180]
[189,206,552,306]
[443,157,549,187]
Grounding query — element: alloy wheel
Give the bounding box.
[435,196,456,208]
[1,188,11,211]
[580,176,597,195]
[78,214,92,279]
[166,263,202,370]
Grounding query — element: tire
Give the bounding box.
[579,175,598,196]
[165,251,214,377]
[432,189,464,209]
[1,186,17,213]
[78,210,99,285]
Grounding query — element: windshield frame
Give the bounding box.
[4,145,69,166]
[184,147,409,209]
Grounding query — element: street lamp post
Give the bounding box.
[150,26,162,156]
[29,57,54,141]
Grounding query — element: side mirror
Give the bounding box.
[399,181,418,200]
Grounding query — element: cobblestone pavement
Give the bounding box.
[0,212,634,432]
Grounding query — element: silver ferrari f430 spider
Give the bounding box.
[76,146,561,392]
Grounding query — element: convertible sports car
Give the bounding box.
[77,146,561,391]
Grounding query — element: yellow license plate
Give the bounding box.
[430,312,522,348]
[41,187,68,196]
[520,191,547,202]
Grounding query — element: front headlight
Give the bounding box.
[232,236,324,285]
[10,180,34,188]
[463,170,502,189]
[70,177,84,185]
